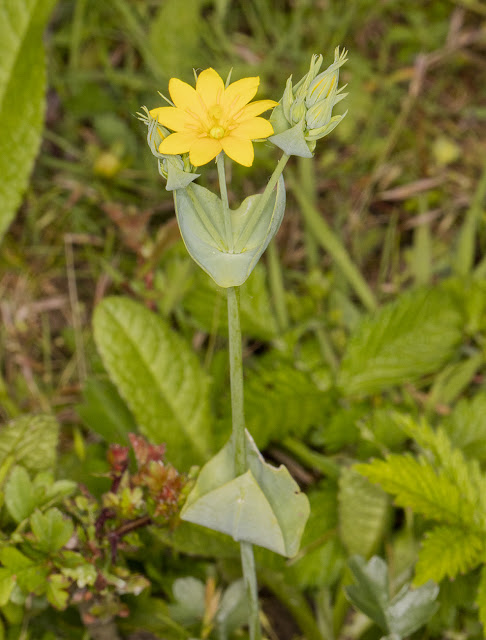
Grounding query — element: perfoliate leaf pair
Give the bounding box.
[181,430,309,557]
[174,177,285,287]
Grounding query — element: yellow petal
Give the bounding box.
[222,77,260,115]
[232,117,274,140]
[169,77,199,110]
[159,131,196,155]
[189,137,222,166]
[237,99,278,120]
[150,106,188,132]
[221,136,254,167]
[196,68,224,108]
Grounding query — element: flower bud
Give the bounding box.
[270,48,348,157]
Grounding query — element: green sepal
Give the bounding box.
[173,176,285,288]
[181,430,309,557]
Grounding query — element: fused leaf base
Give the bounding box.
[181,430,309,557]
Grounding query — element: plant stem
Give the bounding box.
[217,153,234,252]
[227,286,261,640]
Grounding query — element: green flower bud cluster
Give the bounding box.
[270,48,348,157]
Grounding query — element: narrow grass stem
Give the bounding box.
[227,286,261,639]
[455,159,486,276]
[287,171,377,312]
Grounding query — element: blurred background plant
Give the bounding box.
[1,0,486,638]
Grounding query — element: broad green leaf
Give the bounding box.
[0,0,56,240]
[339,468,389,557]
[76,378,136,445]
[4,466,36,522]
[0,414,59,471]
[174,176,286,287]
[338,288,462,396]
[31,508,74,553]
[217,580,249,636]
[414,525,484,585]
[387,581,439,637]
[93,296,213,469]
[181,431,310,557]
[153,521,239,559]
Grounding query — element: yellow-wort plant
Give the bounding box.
[138,49,348,639]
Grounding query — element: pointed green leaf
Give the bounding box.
[0,414,59,472]
[338,288,462,396]
[346,555,390,632]
[0,568,16,606]
[93,296,213,469]
[0,547,48,594]
[0,0,56,240]
[269,119,313,158]
[31,508,74,553]
[174,176,285,288]
[46,573,70,610]
[181,431,310,557]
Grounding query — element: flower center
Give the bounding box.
[209,125,225,139]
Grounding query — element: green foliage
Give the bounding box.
[93,296,213,469]
[346,555,439,639]
[0,0,56,241]
[338,287,462,396]
[31,508,74,553]
[0,414,59,472]
[245,354,329,449]
[442,394,486,462]
[76,378,136,445]
[338,468,390,558]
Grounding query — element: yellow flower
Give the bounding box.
[150,68,277,167]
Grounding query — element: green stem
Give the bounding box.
[236,152,290,248]
[227,286,261,640]
[217,153,234,252]
[287,171,377,312]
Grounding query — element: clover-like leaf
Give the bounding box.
[173,176,285,288]
[181,430,309,557]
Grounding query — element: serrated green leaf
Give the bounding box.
[339,468,389,557]
[338,288,462,396]
[4,466,36,523]
[31,508,74,553]
[414,525,484,585]
[93,296,213,469]
[245,355,327,449]
[45,573,70,610]
[181,431,310,557]
[0,414,59,472]
[0,0,56,240]
[76,378,136,445]
[0,547,48,595]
